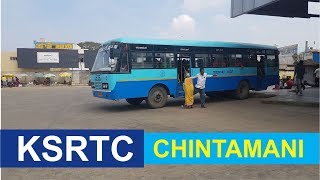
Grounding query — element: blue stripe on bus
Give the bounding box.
[91,66,279,100]
[266,67,280,76]
[92,79,177,100]
[92,75,278,100]
[91,67,258,91]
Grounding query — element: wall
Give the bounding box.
[1,52,90,85]
[1,51,50,73]
[304,66,317,85]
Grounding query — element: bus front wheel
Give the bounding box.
[234,81,250,100]
[146,86,168,108]
[126,98,144,105]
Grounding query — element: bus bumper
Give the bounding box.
[92,89,118,100]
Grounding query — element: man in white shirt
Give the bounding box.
[191,67,213,108]
[314,67,319,87]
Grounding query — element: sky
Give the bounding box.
[1,0,320,52]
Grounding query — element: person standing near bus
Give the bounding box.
[294,60,305,95]
[191,67,213,108]
[183,72,194,108]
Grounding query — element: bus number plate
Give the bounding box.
[98,92,103,97]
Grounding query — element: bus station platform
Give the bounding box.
[259,87,319,107]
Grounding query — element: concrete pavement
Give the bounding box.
[1,86,319,180]
[261,87,319,107]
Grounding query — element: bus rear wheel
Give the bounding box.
[234,81,250,100]
[126,98,144,105]
[146,86,168,108]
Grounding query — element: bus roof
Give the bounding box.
[103,37,277,50]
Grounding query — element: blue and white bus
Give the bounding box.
[90,38,279,108]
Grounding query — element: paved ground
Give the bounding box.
[1,86,319,180]
[260,87,319,107]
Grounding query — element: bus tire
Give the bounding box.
[146,86,168,108]
[126,98,144,105]
[234,81,250,100]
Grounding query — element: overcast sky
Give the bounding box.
[1,0,319,52]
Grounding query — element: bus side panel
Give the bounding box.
[190,67,257,91]
[92,69,178,100]
[92,79,177,100]
[204,76,257,92]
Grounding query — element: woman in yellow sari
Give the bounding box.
[183,73,194,108]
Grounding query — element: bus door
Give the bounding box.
[176,53,191,97]
[176,53,191,83]
[256,54,267,90]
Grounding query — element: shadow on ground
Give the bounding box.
[90,95,240,113]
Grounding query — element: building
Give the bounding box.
[231,0,319,18]
[231,0,319,86]
[278,45,298,80]
[1,39,92,85]
[299,50,319,85]
[1,51,50,73]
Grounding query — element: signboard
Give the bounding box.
[35,42,73,49]
[37,52,60,63]
[17,48,79,68]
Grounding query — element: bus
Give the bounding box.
[90,38,279,108]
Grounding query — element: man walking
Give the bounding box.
[191,67,212,108]
[294,60,305,95]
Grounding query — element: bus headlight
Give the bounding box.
[102,83,108,89]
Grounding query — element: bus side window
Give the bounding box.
[165,53,175,68]
[249,54,257,67]
[212,54,224,67]
[154,53,163,68]
[131,52,153,69]
[194,54,206,68]
[267,55,277,67]
[235,54,243,67]
[243,54,257,67]
[131,52,143,68]
[223,56,229,67]
[120,53,129,72]
[154,53,175,68]
[204,54,213,68]
[229,54,236,67]
[220,57,226,67]
[212,55,218,67]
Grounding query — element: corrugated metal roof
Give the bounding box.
[103,37,277,50]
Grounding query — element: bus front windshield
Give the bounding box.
[91,47,119,72]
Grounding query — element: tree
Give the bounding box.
[78,41,101,50]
